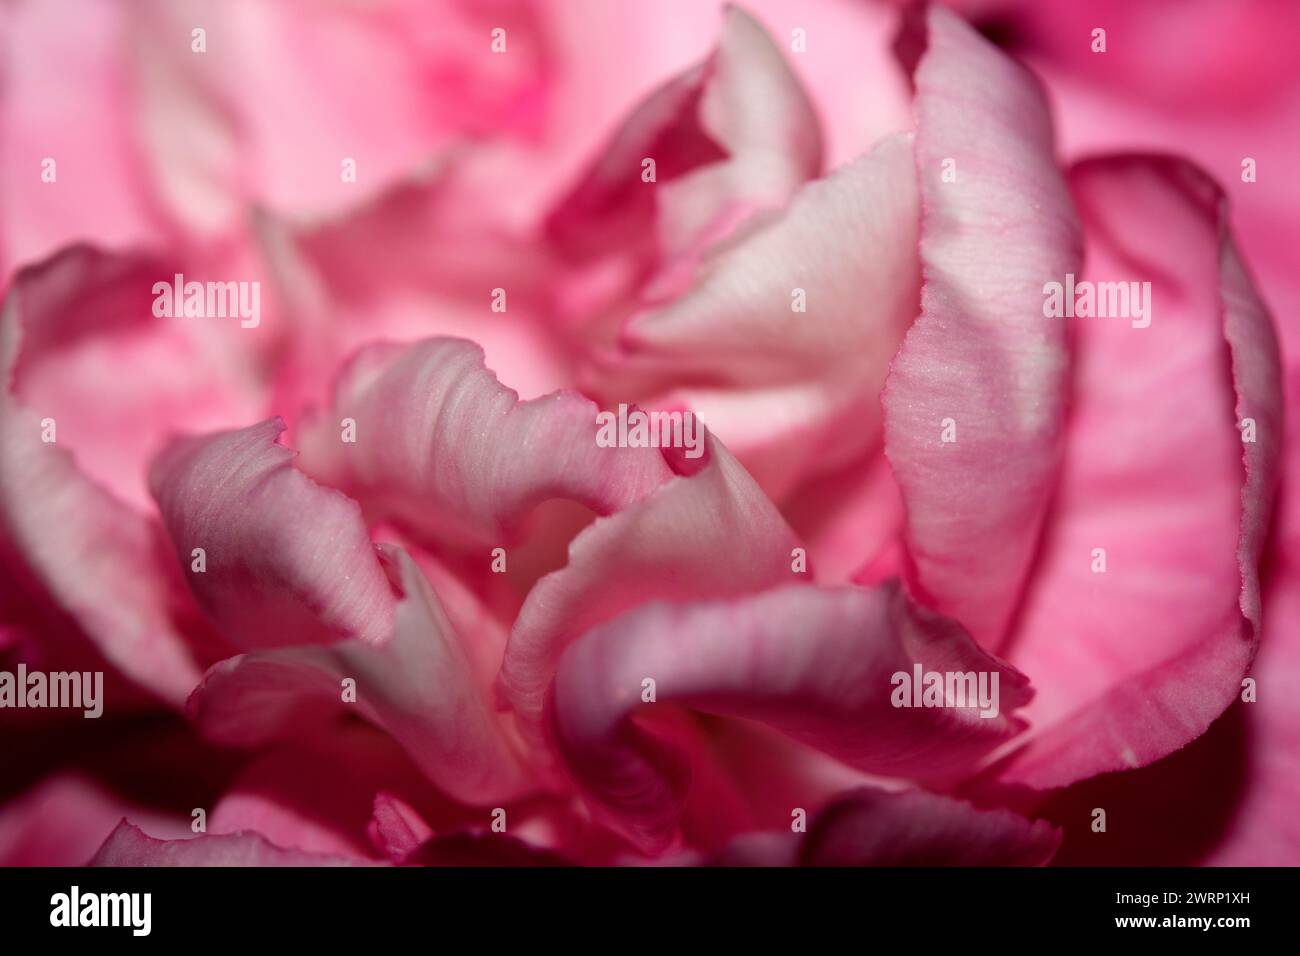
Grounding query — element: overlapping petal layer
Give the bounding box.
[987,156,1282,790]
[0,250,209,706]
[296,337,673,548]
[500,432,801,736]
[550,583,1031,851]
[151,418,397,650]
[883,4,1083,646]
[189,546,530,806]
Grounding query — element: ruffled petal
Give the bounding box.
[550,583,1032,852]
[258,163,574,419]
[546,5,820,289]
[882,4,1083,646]
[500,431,801,736]
[594,132,919,499]
[189,546,530,805]
[990,156,1283,789]
[295,337,673,548]
[150,418,397,650]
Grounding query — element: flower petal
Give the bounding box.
[90,820,364,866]
[296,337,672,549]
[0,252,205,706]
[882,5,1083,646]
[208,726,444,862]
[0,2,163,269]
[369,792,435,861]
[546,5,820,289]
[189,546,530,805]
[596,132,920,500]
[4,246,262,511]
[150,418,397,650]
[990,156,1282,789]
[499,431,801,737]
[131,0,551,225]
[550,583,1032,852]
[796,786,1059,866]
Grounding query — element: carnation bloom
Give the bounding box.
[0,0,1296,866]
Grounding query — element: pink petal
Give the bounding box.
[150,418,397,650]
[991,156,1283,789]
[90,820,365,867]
[499,431,801,737]
[208,727,441,862]
[295,337,673,549]
[1193,566,1300,863]
[549,583,1032,852]
[189,546,530,805]
[1010,1,1300,401]
[369,792,435,861]
[731,0,914,170]
[261,165,574,418]
[1196,368,1300,863]
[0,773,190,866]
[596,131,919,500]
[882,4,1083,646]
[619,133,916,385]
[5,248,263,512]
[796,786,1059,866]
[546,6,820,289]
[0,2,163,270]
[783,448,907,586]
[131,0,550,226]
[1002,390,1300,865]
[1,255,205,706]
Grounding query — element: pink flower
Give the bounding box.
[0,1,1295,867]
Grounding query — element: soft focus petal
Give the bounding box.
[0,773,191,866]
[258,163,573,417]
[132,0,550,227]
[0,2,164,271]
[189,546,531,805]
[208,727,447,862]
[882,4,1082,646]
[91,820,364,867]
[0,253,206,706]
[4,248,262,512]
